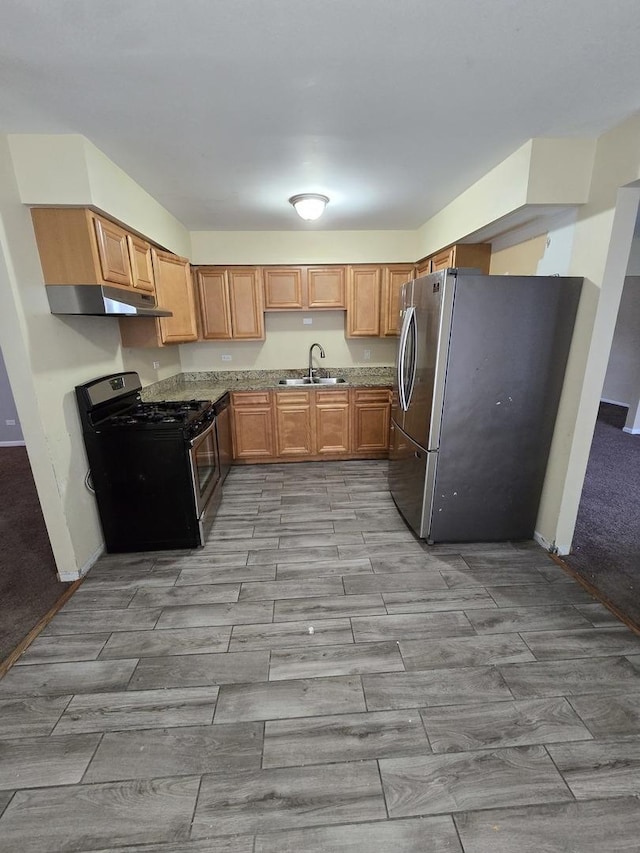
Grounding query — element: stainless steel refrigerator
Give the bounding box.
[388,268,583,543]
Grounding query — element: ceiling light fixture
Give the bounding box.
[289,193,329,221]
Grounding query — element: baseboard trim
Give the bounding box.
[58,542,105,582]
[623,426,640,435]
[533,530,559,554]
[0,440,26,447]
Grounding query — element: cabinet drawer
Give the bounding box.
[316,389,349,405]
[232,392,271,407]
[353,388,391,404]
[275,390,312,405]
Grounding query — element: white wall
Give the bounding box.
[0,346,23,445]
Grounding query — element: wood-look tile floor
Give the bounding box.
[2,460,640,851]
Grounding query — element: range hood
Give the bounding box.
[46,285,173,318]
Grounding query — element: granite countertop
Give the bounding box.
[141,367,395,402]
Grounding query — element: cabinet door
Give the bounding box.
[127,235,155,293]
[228,268,265,339]
[346,266,381,337]
[275,391,313,457]
[231,393,275,459]
[93,215,133,287]
[315,390,350,454]
[430,248,455,272]
[196,269,233,339]
[307,267,346,309]
[352,389,391,453]
[263,268,304,309]
[382,265,414,336]
[152,249,198,344]
[415,258,432,278]
[452,243,492,273]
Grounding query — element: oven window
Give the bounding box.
[193,429,218,496]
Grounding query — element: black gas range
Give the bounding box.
[76,372,229,552]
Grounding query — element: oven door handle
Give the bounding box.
[188,418,216,448]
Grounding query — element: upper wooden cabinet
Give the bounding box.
[346,264,414,338]
[263,268,304,309]
[382,265,415,336]
[93,215,132,286]
[415,257,432,278]
[31,208,139,290]
[307,267,346,308]
[416,243,491,276]
[196,266,264,340]
[119,250,198,347]
[152,250,198,344]
[346,266,382,337]
[127,234,155,293]
[263,265,346,310]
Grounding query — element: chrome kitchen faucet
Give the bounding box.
[308,342,325,381]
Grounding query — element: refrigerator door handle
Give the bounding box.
[397,305,415,412]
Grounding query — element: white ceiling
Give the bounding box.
[1,0,640,232]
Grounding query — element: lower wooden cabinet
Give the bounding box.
[315,389,350,454]
[275,391,314,457]
[352,388,392,454]
[231,392,276,460]
[231,387,390,463]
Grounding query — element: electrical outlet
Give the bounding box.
[363,349,371,361]
[5,419,16,426]
[152,361,160,369]
[221,354,232,362]
[303,317,313,325]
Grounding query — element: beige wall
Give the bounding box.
[8,134,191,258]
[180,311,397,373]
[190,230,418,265]
[0,135,124,579]
[414,139,594,261]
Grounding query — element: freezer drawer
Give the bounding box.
[389,420,431,537]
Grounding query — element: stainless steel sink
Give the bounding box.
[278,377,346,386]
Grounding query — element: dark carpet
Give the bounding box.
[564,402,640,624]
[0,446,70,662]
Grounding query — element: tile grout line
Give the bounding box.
[541,742,579,802]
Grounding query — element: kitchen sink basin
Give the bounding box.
[278,377,346,386]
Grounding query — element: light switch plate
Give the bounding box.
[221,354,232,362]
[303,317,313,325]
